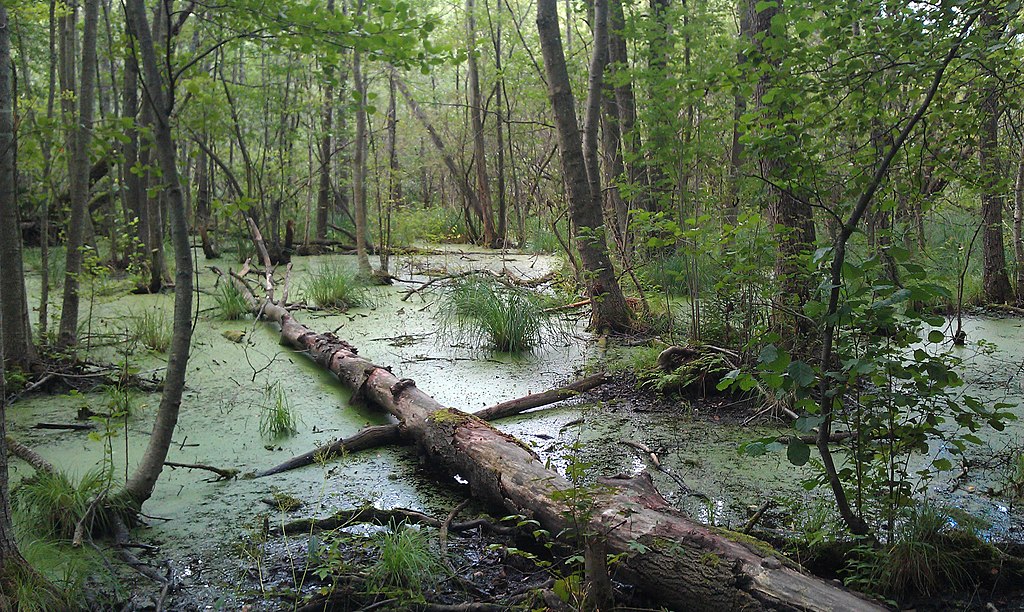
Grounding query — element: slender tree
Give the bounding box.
[466,0,497,246]
[537,0,633,332]
[58,0,100,346]
[121,0,194,507]
[977,2,1013,304]
[352,1,373,277]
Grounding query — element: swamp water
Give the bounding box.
[8,246,1024,607]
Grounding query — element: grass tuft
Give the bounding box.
[303,262,371,310]
[365,523,446,595]
[13,469,117,541]
[843,504,971,601]
[259,382,298,439]
[128,307,172,352]
[436,277,548,352]
[214,282,250,320]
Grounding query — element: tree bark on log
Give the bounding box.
[228,278,884,610]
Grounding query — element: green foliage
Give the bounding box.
[259,382,298,439]
[435,276,550,352]
[723,245,1016,532]
[526,218,567,255]
[302,262,372,310]
[389,206,469,246]
[638,350,732,396]
[128,307,172,353]
[842,505,972,601]
[365,523,446,596]
[13,469,118,541]
[214,281,250,320]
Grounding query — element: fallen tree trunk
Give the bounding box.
[228,277,885,610]
[473,372,607,421]
[258,374,608,477]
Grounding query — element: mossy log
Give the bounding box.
[229,279,884,610]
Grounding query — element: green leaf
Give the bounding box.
[787,361,815,388]
[787,439,810,466]
[931,458,952,471]
[794,415,823,433]
[927,330,945,343]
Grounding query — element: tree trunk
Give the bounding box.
[0,4,36,370]
[466,0,497,246]
[122,0,194,507]
[383,71,400,273]
[58,0,99,346]
[0,15,35,369]
[537,0,633,332]
[725,0,750,233]
[598,10,629,258]
[1014,141,1024,304]
[978,5,1012,304]
[228,277,885,612]
[0,7,64,601]
[746,0,817,335]
[351,19,372,277]
[315,9,334,244]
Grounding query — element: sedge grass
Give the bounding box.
[436,277,549,352]
[214,281,250,320]
[127,307,172,352]
[260,382,298,439]
[365,523,446,595]
[303,262,372,310]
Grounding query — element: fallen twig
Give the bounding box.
[255,424,404,478]
[163,461,238,481]
[742,499,772,535]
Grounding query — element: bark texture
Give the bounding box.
[978,4,1012,304]
[0,3,36,368]
[58,0,99,346]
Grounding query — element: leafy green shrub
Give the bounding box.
[214,281,250,320]
[260,382,298,439]
[436,277,548,352]
[366,523,446,595]
[13,469,117,540]
[128,307,171,352]
[303,262,371,310]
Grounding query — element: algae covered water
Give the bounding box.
[8,247,1024,606]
